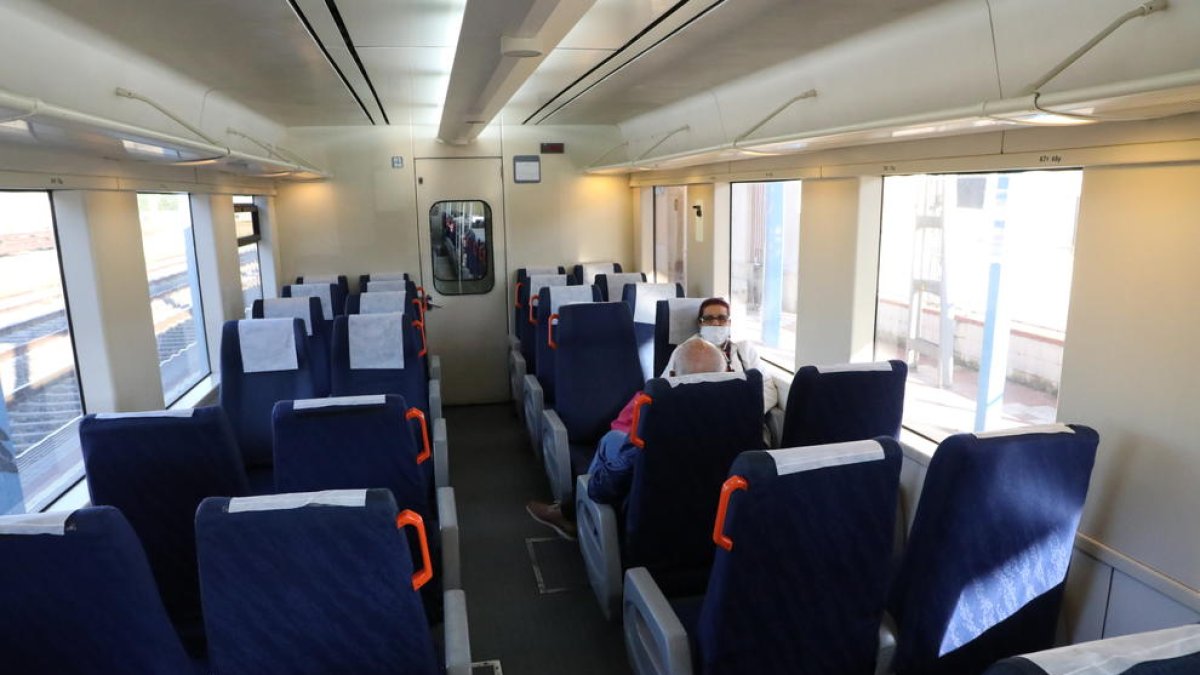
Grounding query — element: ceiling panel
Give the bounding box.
[335,0,467,48]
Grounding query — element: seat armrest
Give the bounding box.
[508,351,526,422]
[623,567,693,675]
[578,474,623,621]
[429,354,442,383]
[540,410,570,503]
[429,378,443,423]
[765,406,785,448]
[433,418,449,488]
[443,589,471,675]
[507,335,520,352]
[523,375,545,458]
[437,487,461,590]
[876,612,897,675]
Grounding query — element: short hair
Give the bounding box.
[673,338,726,377]
[697,297,730,320]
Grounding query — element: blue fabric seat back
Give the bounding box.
[554,302,644,444]
[295,274,349,304]
[330,314,429,418]
[623,283,684,380]
[626,371,766,594]
[982,625,1200,675]
[520,273,570,372]
[889,424,1101,675]
[781,360,908,447]
[253,296,331,397]
[654,298,704,378]
[696,439,902,674]
[196,489,437,675]
[513,267,562,340]
[572,261,621,285]
[282,281,343,320]
[220,318,315,467]
[535,284,602,404]
[345,290,415,318]
[80,407,249,652]
[594,271,647,303]
[0,506,195,673]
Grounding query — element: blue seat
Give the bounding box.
[623,438,903,675]
[595,272,647,303]
[510,267,564,419]
[512,266,564,344]
[273,395,460,609]
[540,302,644,505]
[888,424,1101,675]
[252,296,331,397]
[0,506,199,673]
[572,261,622,286]
[295,274,348,301]
[358,272,409,291]
[345,290,410,317]
[219,318,315,471]
[577,370,767,618]
[523,284,602,455]
[331,313,428,414]
[80,407,250,655]
[653,298,703,378]
[282,281,342,320]
[196,488,470,675]
[983,624,1200,675]
[623,283,684,381]
[781,360,907,447]
[519,273,570,375]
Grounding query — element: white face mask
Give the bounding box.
[699,325,730,346]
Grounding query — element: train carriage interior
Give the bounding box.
[1,0,1200,673]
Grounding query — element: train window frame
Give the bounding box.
[233,202,261,246]
[428,199,495,296]
[0,189,88,516]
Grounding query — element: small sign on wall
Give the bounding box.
[513,155,541,183]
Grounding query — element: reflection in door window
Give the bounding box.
[430,200,494,295]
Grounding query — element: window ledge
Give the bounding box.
[172,374,218,409]
[899,428,937,466]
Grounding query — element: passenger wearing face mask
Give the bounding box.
[660,297,779,413]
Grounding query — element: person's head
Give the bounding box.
[673,337,727,377]
[697,297,731,347]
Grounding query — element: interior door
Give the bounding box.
[414,157,508,404]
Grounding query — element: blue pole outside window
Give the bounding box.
[974,175,1014,432]
[762,182,784,348]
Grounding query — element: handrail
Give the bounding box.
[712,475,749,551]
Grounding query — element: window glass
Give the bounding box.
[874,170,1082,441]
[136,193,210,405]
[653,186,688,286]
[729,180,802,371]
[429,200,493,295]
[0,191,85,515]
[239,242,263,318]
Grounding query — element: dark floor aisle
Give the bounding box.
[446,404,631,675]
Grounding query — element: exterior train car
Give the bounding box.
[1,0,1199,673]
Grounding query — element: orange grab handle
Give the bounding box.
[396,509,434,591]
[713,475,749,551]
[412,320,428,357]
[548,313,559,349]
[406,407,431,464]
[528,297,538,325]
[628,393,654,449]
[514,282,524,308]
[411,297,426,324]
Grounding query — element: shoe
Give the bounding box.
[526,501,577,541]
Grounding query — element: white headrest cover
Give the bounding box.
[527,274,567,302]
[301,274,338,284]
[769,440,885,476]
[263,297,314,336]
[523,266,559,277]
[366,280,407,293]
[0,510,74,536]
[633,283,679,324]
[665,371,746,388]
[581,262,615,286]
[238,319,299,373]
[288,283,334,321]
[369,273,407,282]
[228,489,367,513]
[359,291,407,315]
[665,298,703,344]
[1024,624,1200,675]
[549,285,595,316]
[604,273,645,303]
[294,394,387,411]
[93,409,196,420]
[974,424,1075,439]
[814,361,893,374]
[348,313,405,370]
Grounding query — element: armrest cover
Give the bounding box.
[507,335,520,352]
[766,406,786,448]
[429,354,442,383]
[876,612,897,675]
[437,486,461,590]
[578,474,623,621]
[523,374,545,457]
[429,378,443,423]
[443,589,471,675]
[623,567,693,675]
[508,351,526,422]
[541,410,570,503]
[433,417,449,488]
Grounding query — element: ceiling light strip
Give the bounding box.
[323,0,390,125]
[285,0,376,125]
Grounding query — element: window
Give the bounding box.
[653,186,688,286]
[0,191,85,515]
[136,193,210,405]
[730,180,802,371]
[429,200,494,295]
[874,170,1082,441]
[233,196,262,317]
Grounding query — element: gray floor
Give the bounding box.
[448,404,631,675]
